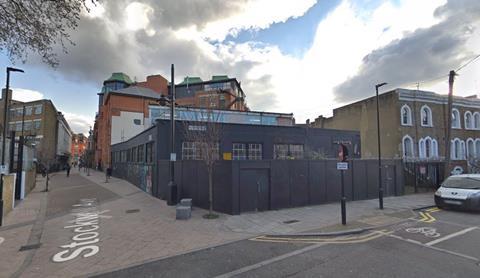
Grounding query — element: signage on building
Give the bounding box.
[223,152,232,160]
[170,153,177,161]
[188,125,206,131]
[337,162,348,170]
[419,166,426,174]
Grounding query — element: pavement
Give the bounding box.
[0,168,438,277]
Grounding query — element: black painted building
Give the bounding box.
[110,120,406,214]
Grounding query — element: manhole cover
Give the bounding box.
[283,220,300,224]
[126,209,140,214]
[19,243,42,251]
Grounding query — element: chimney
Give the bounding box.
[1,88,13,102]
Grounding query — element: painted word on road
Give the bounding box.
[0,237,4,245]
[52,198,111,263]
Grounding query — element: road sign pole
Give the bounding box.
[340,169,346,225]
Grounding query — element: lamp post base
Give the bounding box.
[167,181,178,206]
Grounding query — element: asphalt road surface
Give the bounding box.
[94,207,480,278]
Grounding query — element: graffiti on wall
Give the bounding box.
[125,164,152,194]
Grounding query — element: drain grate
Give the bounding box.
[126,209,140,214]
[283,219,300,224]
[19,243,42,251]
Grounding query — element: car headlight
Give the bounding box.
[434,190,442,197]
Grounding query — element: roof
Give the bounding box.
[106,86,161,101]
[178,76,203,85]
[211,75,229,81]
[104,72,133,85]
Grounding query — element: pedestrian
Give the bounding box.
[66,163,71,177]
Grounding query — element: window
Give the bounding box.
[248,143,262,160]
[476,139,480,158]
[137,145,144,162]
[121,150,127,162]
[133,119,141,125]
[33,120,41,130]
[15,122,22,131]
[402,135,414,158]
[452,109,461,128]
[451,138,465,160]
[400,105,412,126]
[465,111,473,129]
[274,144,304,159]
[467,138,475,159]
[181,141,219,160]
[15,108,23,117]
[474,112,480,129]
[146,142,154,163]
[420,105,432,127]
[131,147,137,162]
[204,82,231,91]
[24,121,32,131]
[232,143,262,160]
[25,106,32,116]
[419,137,438,159]
[34,104,43,115]
[232,143,247,160]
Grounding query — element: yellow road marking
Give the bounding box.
[418,211,436,223]
[250,230,391,244]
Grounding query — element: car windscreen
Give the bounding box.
[442,176,480,189]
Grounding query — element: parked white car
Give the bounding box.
[435,174,480,211]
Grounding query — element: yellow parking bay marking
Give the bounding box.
[250,230,391,244]
[418,211,437,223]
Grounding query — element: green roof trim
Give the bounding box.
[211,75,229,81]
[104,72,133,85]
[179,76,203,85]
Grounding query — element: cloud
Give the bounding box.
[63,112,93,135]
[334,0,480,102]
[11,88,44,102]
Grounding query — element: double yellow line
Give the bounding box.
[418,207,440,223]
[250,230,391,244]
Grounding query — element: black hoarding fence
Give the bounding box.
[150,159,405,215]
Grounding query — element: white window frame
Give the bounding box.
[474,112,480,130]
[452,108,461,129]
[232,143,247,160]
[475,139,480,158]
[466,138,475,159]
[402,135,414,158]
[419,136,438,159]
[451,138,465,160]
[400,104,412,126]
[464,111,473,129]
[420,105,433,127]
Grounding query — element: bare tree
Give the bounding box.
[182,100,222,218]
[0,0,96,67]
[34,150,57,191]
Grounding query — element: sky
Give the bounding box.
[1,0,480,135]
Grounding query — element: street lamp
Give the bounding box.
[157,64,177,205]
[376,82,387,210]
[1,67,24,226]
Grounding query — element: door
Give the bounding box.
[239,169,270,213]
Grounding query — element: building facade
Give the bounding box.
[94,72,250,169]
[71,133,87,164]
[312,88,480,173]
[0,90,72,168]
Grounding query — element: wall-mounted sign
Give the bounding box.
[223,152,232,160]
[337,162,348,170]
[188,125,206,131]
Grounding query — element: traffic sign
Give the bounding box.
[337,162,348,170]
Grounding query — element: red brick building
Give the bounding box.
[93,72,248,169]
[71,133,87,164]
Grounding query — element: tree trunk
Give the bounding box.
[208,167,213,215]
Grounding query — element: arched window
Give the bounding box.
[474,112,480,129]
[402,135,414,157]
[452,108,461,128]
[400,105,412,126]
[467,138,475,159]
[476,139,480,158]
[419,137,437,159]
[451,138,464,160]
[421,105,432,127]
[465,111,473,129]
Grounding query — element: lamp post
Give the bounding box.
[376,82,387,210]
[1,67,24,226]
[157,64,177,205]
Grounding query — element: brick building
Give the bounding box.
[0,89,72,169]
[71,133,87,164]
[312,88,480,173]
[93,72,249,169]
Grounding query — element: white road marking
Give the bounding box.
[425,227,478,246]
[214,243,325,278]
[0,237,4,245]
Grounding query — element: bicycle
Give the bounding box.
[405,227,441,238]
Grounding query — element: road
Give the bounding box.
[95,207,480,278]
